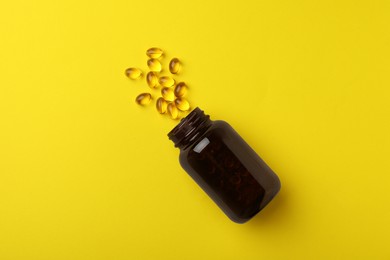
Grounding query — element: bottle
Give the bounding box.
[168,108,281,223]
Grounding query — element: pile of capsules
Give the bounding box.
[125,47,190,120]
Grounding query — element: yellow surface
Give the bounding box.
[0,1,389,259]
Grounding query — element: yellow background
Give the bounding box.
[1,0,389,259]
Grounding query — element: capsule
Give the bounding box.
[146,72,158,88]
[125,68,143,79]
[156,97,168,114]
[174,97,190,111]
[147,58,162,72]
[169,58,181,74]
[161,87,174,102]
[167,103,179,120]
[174,82,188,97]
[135,93,152,105]
[159,76,175,87]
[146,47,164,59]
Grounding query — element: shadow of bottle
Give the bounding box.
[245,186,289,228]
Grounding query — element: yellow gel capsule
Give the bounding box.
[159,76,175,87]
[174,82,188,97]
[135,93,152,105]
[169,58,181,74]
[125,68,143,79]
[174,97,190,111]
[146,47,164,59]
[147,58,162,72]
[161,87,174,102]
[146,72,158,88]
[156,97,168,114]
[167,103,179,120]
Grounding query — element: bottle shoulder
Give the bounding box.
[211,120,231,129]
[201,120,233,138]
[179,120,232,154]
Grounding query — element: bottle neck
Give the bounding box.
[168,107,212,149]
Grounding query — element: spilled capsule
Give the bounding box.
[174,82,188,97]
[135,93,152,105]
[159,76,175,87]
[146,47,164,59]
[174,97,190,111]
[146,72,158,88]
[125,68,143,79]
[167,103,179,120]
[169,58,181,74]
[147,58,162,72]
[161,87,174,102]
[156,97,168,114]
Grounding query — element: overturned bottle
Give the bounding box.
[168,108,281,223]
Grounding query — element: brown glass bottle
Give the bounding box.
[168,108,281,224]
